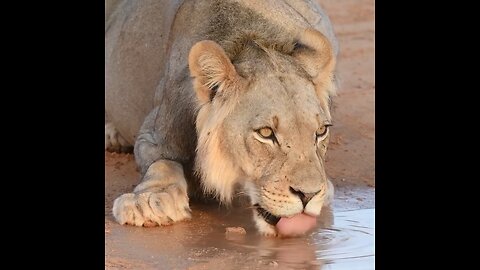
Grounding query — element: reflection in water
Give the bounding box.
[110,201,374,269]
[223,207,375,270]
[313,209,374,269]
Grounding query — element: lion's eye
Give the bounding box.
[258,127,274,138]
[316,125,331,141]
[254,127,278,145]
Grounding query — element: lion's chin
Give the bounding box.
[252,212,278,237]
[255,205,281,226]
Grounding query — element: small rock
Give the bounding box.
[269,261,278,267]
[225,227,246,235]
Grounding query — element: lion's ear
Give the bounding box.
[188,40,239,104]
[293,28,336,120]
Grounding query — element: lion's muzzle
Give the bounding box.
[289,186,321,208]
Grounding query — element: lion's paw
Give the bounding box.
[105,122,133,153]
[112,185,191,227]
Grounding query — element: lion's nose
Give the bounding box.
[289,187,321,208]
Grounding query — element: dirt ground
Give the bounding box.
[105,0,374,268]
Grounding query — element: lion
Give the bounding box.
[106,0,338,237]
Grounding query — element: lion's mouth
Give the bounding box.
[254,204,280,226]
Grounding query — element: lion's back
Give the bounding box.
[105,0,184,144]
[105,0,337,144]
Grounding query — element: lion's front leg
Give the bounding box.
[112,160,191,227]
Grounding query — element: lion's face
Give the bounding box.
[189,29,336,236]
[226,71,333,234]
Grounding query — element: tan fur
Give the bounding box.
[293,29,337,121]
[189,41,251,203]
[112,159,191,226]
[189,41,244,104]
[108,0,339,236]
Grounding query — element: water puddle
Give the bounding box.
[107,202,374,269]
[191,206,375,269]
[312,209,374,269]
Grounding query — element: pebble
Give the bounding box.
[225,227,246,235]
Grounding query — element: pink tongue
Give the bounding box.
[275,213,317,237]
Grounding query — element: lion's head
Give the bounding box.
[188,28,336,236]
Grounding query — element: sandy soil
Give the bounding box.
[105,0,374,268]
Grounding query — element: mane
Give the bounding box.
[194,90,242,204]
[193,34,298,204]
